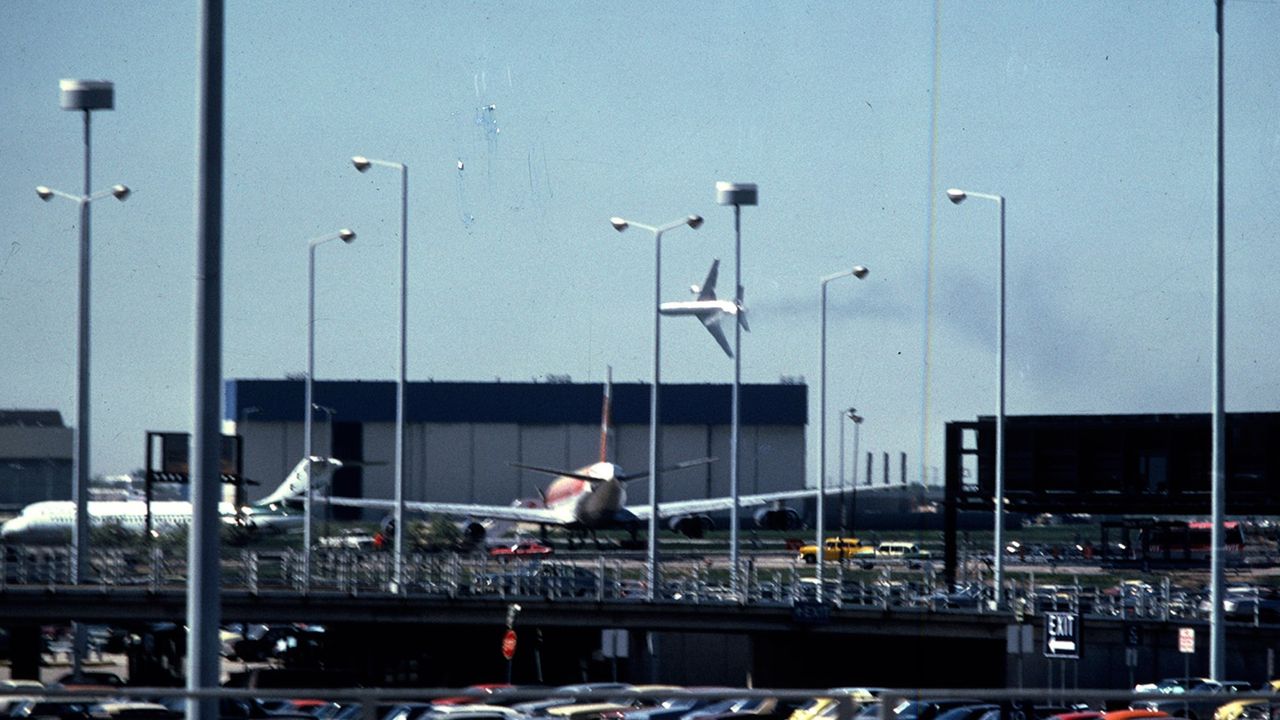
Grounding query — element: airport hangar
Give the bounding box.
[224,378,808,534]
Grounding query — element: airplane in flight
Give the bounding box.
[659,258,748,358]
[0,457,342,545]
[322,368,809,543]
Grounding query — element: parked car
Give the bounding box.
[1215,680,1280,720]
[892,700,977,720]
[1133,681,1253,720]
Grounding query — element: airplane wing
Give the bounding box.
[700,315,734,358]
[619,456,717,482]
[626,487,818,521]
[697,259,720,301]
[320,496,568,525]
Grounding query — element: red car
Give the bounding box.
[489,541,554,558]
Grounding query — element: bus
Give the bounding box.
[1142,520,1246,562]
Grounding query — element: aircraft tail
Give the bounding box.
[253,456,342,507]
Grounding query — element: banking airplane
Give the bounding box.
[0,457,342,545]
[322,369,811,542]
[659,259,748,358]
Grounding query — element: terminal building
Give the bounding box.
[0,410,72,512]
[224,378,808,519]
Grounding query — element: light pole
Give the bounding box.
[352,155,409,592]
[946,187,1006,608]
[716,181,756,599]
[39,79,121,587]
[818,266,870,595]
[304,228,355,587]
[841,408,863,535]
[610,213,703,600]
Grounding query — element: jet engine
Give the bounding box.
[668,514,714,539]
[461,521,487,545]
[753,506,802,531]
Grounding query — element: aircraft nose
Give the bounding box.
[1,516,28,540]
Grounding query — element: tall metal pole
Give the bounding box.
[946,188,1005,608]
[1209,0,1226,680]
[74,111,91,586]
[818,281,829,595]
[816,268,868,596]
[995,195,1006,609]
[611,214,701,602]
[303,230,353,590]
[395,163,408,592]
[730,203,741,596]
[57,78,116,585]
[305,243,316,587]
[839,410,847,534]
[850,414,861,535]
[648,227,663,601]
[189,1,224,718]
[351,156,408,592]
[716,182,755,600]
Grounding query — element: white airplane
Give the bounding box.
[0,457,342,545]
[659,258,748,358]
[322,368,809,542]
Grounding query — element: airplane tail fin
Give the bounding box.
[254,456,342,507]
[599,366,613,464]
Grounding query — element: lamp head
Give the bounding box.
[685,214,704,229]
[35,186,54,202]
[338,229,356,243]
[351,156,371,173]
[111,184,130,201]
[610,217,629,232]
[852,265,869,279]
[946,188,968,204]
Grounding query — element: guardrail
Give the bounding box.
[0,544,1272,625]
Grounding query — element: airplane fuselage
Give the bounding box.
[544,462,628,529]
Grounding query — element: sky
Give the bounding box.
[1,1,1278,485]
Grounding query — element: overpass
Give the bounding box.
[3,582,1278,690]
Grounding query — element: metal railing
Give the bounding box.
[0,544,1272,624]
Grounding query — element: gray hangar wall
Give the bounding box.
[224,379,807,509]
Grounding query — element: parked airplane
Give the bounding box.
[322,368,807,542]
[0,457,341,545]
[659,258,749,358]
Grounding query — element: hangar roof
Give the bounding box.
[226,379,807,426]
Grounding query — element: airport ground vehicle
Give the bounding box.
[875,542,931,560]
[797,538,873,564]
[489,541,554,559]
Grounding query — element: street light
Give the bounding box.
[716,181,756,599]
[304,229,355,587]
[38,79,121,588]
[818,266,869,595]
[946,186,1006,608]
[840,408,863,534]
[611,213,703,600]
[351,154,409,592]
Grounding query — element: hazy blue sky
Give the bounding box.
[2,1,1277,484]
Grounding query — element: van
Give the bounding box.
[875,542,930,559]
